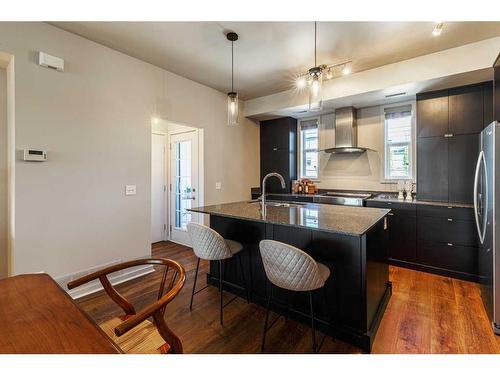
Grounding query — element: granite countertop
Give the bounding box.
[367,193,474,208]
[189,201,390,236]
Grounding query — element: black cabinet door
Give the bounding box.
[484,82,494,127]
[449,85,484,135]
[417,137,448,201]
[260,117,294,151]
[260,148,291,193]
[387,213,417,262]
[448,133,479,204]
[417,91,449,138]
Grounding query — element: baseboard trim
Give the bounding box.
[56,264,155,299]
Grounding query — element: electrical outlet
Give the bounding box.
[125,185,137,195]
[215,182,222,190]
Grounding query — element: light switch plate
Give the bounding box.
[125,185,137,195]
[215,182,222,190]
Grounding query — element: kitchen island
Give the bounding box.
[189,201,391,352]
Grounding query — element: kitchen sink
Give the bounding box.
[247,200,307,208]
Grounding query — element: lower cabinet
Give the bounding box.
[366,200,479,281]
[417,240,478,276]
[366,201,416,262]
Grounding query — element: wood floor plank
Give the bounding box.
[75,241,500,354]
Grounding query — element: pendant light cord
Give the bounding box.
[231,40,234,92]
[314,21,317,67]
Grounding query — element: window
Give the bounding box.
[299,118,319,179]
[384,105,413,180]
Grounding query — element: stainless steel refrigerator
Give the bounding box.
[475,53,500,335]
[475,120,500,335]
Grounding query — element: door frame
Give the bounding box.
[166,126,204,245]
[151,131,168,242]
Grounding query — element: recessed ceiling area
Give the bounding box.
[50,21,500,100]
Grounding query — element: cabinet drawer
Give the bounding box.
[417,240,478,275]
[366,201,416,216]
[417,204,474,221]
[417,216,478,247]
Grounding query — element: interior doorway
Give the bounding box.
[151,119,203,247]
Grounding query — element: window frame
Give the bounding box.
[382,101,416,182]
[297,117,320,181]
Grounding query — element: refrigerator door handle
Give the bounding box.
[473,150,487,244]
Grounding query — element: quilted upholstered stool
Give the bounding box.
[187,222,249,325]
[259,239,331,353]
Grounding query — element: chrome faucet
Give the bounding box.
[260,172,286,212]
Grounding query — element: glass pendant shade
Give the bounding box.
[227,92,238,126]
[309,68,322,111]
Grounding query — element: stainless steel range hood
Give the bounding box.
[323,107,368,154]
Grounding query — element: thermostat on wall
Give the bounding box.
[23,149,47,162]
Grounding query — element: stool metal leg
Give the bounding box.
[309,291,317,353]
[189,258,200,310]
[219,259,224,325]
[261,283,272,351]
[237,252,250,303]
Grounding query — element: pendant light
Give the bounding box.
[309,22,322,111]
[226,32,239,126]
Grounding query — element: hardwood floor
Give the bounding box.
[76,241,500,354]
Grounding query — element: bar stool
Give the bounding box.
[259,239,331,353]
[187,222,249,325]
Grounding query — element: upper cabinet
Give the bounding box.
[259,117,297,194]
[448,85,484,135]
[416,82,492,204]
[417,83,492,139]
[417,90,449,137]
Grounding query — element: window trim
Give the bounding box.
[381,101,416,182]
[297,116,320,181]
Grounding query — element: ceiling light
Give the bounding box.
[296,76,307,89]
[308,22,323,112]
[432,22,444,37]
[325,68,333,80]
[226,32,239,126]
[341,64,351,76]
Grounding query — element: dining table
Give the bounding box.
[0,273,122,354]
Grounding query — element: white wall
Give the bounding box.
[0,22,259,280]
[317,105,413,192]
[0,68,7,278]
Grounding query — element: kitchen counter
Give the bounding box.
[189,201,390,236]
[368,193,474,208]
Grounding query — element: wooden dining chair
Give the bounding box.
[68,258,186,354]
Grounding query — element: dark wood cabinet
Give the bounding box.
[417,137,448,201]
[448,134,479,203]
[484,81,494,127]
[366,200,478,281]
[416,82,491,204]
[449,85,484,135]
[259,117,297,193]
[417,240,478,276]
[417,90,449,138]
[366,201,416,262]
[416,204,478,280]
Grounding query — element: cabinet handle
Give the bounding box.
[447,218,453,222]
[273,147,278,151]
[387,213,394,216]
[447,243,453,246]
[447,206,453,209]
[444,133,454,138]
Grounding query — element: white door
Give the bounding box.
[151,133,166,243]
[170,131,199,245]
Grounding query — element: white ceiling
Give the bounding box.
[50,21,500,99]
